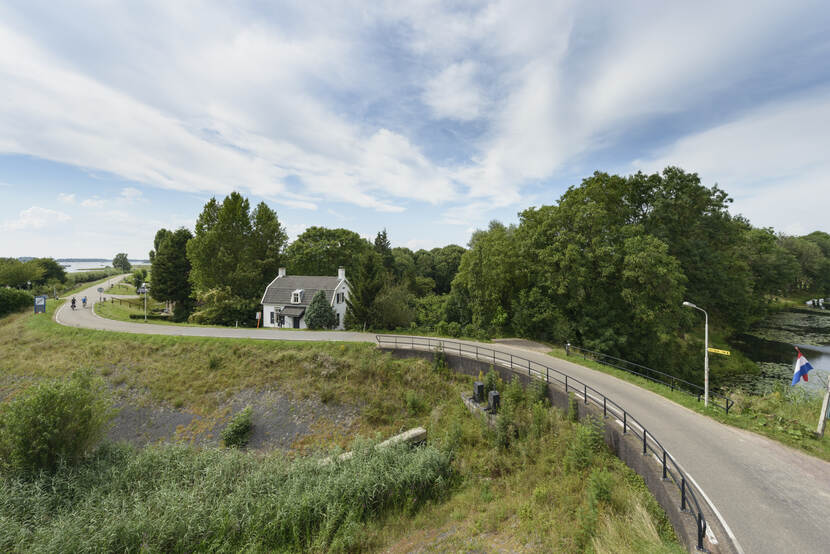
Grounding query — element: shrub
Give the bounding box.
[0,288,33,318]
[0,369,114,473]
[405,391,427,416]
[484,368,502,394]
[446,321,462,337]
[565,417,604,472]
[222,406,253,448]
[305,290,338,329]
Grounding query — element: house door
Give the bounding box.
[293,316,300,329]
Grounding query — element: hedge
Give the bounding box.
[0,288,33,318]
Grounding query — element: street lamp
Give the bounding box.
[683,301,709,407]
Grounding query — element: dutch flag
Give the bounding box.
[791,347,814,386]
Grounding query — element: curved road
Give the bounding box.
[58,278,830,553]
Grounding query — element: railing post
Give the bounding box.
[565,375,568,392]
[603,397,606,418]
[697,511,704,550]
[546,366,549,383]
[510,354,513,368]
[681,477,687,511]
[662,449,667,480]
[475,345,478,360]
[643,429,647,455]
[623,412,627,434]
[584,383,587,404]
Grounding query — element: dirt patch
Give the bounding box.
[105,388,359,451]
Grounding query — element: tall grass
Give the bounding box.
[0,440,453,552]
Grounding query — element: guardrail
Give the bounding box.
[567,344,734,414]
[377,334,711,551]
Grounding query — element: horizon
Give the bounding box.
[2,2,829,258]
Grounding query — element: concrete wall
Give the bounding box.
[384,347,735,554]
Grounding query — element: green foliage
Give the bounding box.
[0,369,114,473]
[0,288,33,318]
[0,258,45,288]
[112,253,131,272]
[150,227,194,319]
[189,287,259,326]
[32,258,67,285]
[374,284,414,329]
[0,440,453,552]
[404,391,427,416]
[345,250,384,330]
[483,369,501,394]
[564,417,605,472]
[305,290,338,330]
[221,406,253,448]
[285,226,370,278]
[187,193,288,307]
[131,267,148,288]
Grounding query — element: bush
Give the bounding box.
[222,406,253,448]
[565,417,604,472]
[0,288,33,318]
[305,290,338,330]
[446,321,462,337]
[0,369,114,473]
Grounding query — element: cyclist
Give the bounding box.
[70,297,76,310]
[82,296,87,308]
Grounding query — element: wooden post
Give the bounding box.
[817,376,830,437]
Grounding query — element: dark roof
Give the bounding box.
[261,275,342,306]
[279,305,306,317]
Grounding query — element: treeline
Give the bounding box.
[148,192,466,326]
[443,168,830,379]
[149,168,829,380]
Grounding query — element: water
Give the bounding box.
[58,260,148,272]
[726,309,830,395]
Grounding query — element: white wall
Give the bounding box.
[331,280,349,330]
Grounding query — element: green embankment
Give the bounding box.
[0,302,681,552]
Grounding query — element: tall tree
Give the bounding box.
[373,229,394,270]
[285,227,370,277]
[345,250,384,330]
[151,227,194,320]
[0,259,44,288]
[112,253,131,272]
[305,290,338,329]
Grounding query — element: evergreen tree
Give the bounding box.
[345,250,384,330]
[151,227,194,321]
[374,229,394,270]
[305,290,337,329]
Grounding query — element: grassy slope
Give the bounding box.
[548,347,830,461]
[0,303,681,552]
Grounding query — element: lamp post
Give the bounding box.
[683,301,709,407]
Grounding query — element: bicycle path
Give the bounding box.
[56,277,830,553]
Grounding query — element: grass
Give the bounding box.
[61,274,124,298]
[548,347,830,461]
[106,282,137,295]
[0,303,682,552]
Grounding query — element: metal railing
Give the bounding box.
[567,344,734,414]
[377,334,711,551]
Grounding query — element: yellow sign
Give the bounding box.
[707,347,731,356]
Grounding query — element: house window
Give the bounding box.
[270,312,275,324]
[336,292,345,304]
[292,290,302,303]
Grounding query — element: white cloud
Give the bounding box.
[120,187,142,201]
[81,197,105,209]
[2,206,70,230]
[58,193,75,204]
[634,88,830,233]
[423,61,485,121]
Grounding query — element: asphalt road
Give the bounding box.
[57,277,830,553]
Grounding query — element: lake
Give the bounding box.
[58,260,148,272]
[727,308,830,395]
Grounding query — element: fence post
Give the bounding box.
[662,450,667,480]
[681,477,687,511]
[697,511,704,550]
[565,375,568,392]
[642,429,647,455]
[623,412,627,434]
[603,397,606,418]
[584,383,587,405]
[546,366,549,383]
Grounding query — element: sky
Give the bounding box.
[1,1,829,259]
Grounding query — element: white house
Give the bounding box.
[260,266,350,330]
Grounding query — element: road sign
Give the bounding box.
[137,287,146,294]
[707,347,730,356]
[97,287,104,293]
[34,295,47,314]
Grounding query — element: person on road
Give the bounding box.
[71,297,76,310]
[82,296,87,308]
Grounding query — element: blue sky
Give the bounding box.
[1,1,829,258]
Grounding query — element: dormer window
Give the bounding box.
[292,289,303,303]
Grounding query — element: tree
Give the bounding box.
[151,227,194,320]
[131,268,148,288]
[186,193,288,324]
[285,227,371,278]
[0,258,45,288]
[374,229,394,270]
[345,250,384,330]
[33,258,66,285]
[112,253,131,272]
[304,290,337,329]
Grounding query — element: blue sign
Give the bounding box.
[34,295,47,314]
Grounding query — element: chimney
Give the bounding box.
[278,267,286,278]
[338,266,345,280]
